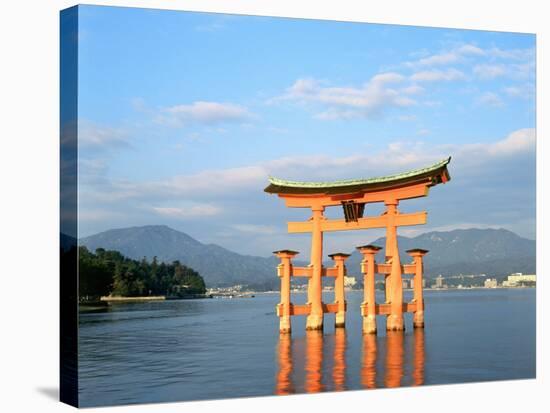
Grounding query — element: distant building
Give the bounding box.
[484,278,498,288]
[502,273,536,287]
[434,275,444,288]
[402,279,411,289]
[344,276,357,288]
[422,278,426,288]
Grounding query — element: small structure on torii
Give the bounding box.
[265,157,451,334]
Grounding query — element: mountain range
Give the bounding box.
[79,225,535,287]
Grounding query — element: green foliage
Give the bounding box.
[78,246,206,301]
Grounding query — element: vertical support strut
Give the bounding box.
[358,245,382,334]
[407,248,429,329]
[329,253,350,328]
[307,205,325,331]
[274,250,299,334]
[385,199,405,331]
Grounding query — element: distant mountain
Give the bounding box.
[344,228,536,278]
[79,225,282,287]
[80,226,536,287]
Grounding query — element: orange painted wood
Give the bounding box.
[280,182,430,208]
[291,266,338,277]
[276,302,351,316]
[276,303,311,316]
[375,263,416,274]
[360,302,417,316]
[323,302,347,313]
[292,266,312,277]
[287,211,427,233]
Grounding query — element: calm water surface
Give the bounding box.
[79,289,535,407]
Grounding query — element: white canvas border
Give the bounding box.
[0,0,546,412]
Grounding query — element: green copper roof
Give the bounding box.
[265,156,451,195]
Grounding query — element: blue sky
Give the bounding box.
[76,5,536,256]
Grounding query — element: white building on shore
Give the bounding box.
[344,276,357,288]
[502,273,536,287]
[484,278,498,288]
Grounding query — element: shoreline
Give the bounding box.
[99,295,166,303]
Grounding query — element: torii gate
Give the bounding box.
[265,157,451,333]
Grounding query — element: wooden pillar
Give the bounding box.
[329,253,350,328]
[385,200,405,331]
[274,250,299,334]
[307,206,325,331]
[357,245,382,334]
[407,248,428,329]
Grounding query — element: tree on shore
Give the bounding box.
[78,246,206,301]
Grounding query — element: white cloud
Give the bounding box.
[456,44,485,56]
[401,85,425,94]
[485,128,535,156]
[397,114,417,122]
[415,51,460,66]
[78,121,129,148]
[487,47,535,61]
[273,73,417,120]
[473,64,507,79]
[407,44,532,69]
[406,44,534,85]
[503,84,535,99]
[447,128,535,161]
[232,224,281,235]
[152,204,222,218]
[157,101,253,127]
[78,209,125,222]
[410,68,466,82]
[80,128,535,213]
[476,92,505,107]
[473,61,534,81]
[406,44,484,68]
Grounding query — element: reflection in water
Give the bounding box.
[305,330,324,393]
[275,334,294,395]
[361,334,377,389]
[385,331,404,388]
[276,329,425,393]
[332,329,346,391]
[413,328,425,386]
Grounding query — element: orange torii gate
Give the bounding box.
[265,157,451,333]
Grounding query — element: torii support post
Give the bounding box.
[274,250,299,334]
[407,248,429,329]
[328,253,350,328]
[357,245,382,334]
[385,199,405,331]
[306,205,325,331]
